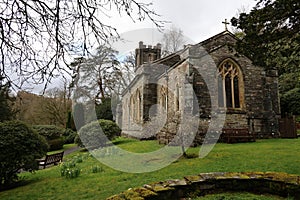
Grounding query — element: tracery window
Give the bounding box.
[160,87,168,111]
[135,90,142,122]
[130,90,142,122]
[218,59,243,109]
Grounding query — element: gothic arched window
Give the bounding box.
[160,87,168,111]
[175,85,180,111]
[218,59,244,109]
[130,96,135,119]
[135,90,142,122]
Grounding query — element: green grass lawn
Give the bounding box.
[193,192,287,200]
[0,137,300,200]
[47,143,77,155]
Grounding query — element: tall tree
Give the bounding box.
[117,53,135,94]
[0,83,14,122]
[0,0,164,89]
[41,86,72,127]
[161,25,186,56]
[231,0,300,115]
[71,45,121,103]
[73,103,85,131]
[231,0,300,71]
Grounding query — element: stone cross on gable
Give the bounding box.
[222,19,230,31]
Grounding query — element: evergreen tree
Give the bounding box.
[95,98,113,121]
[73,103,85,131]
[231,0,299,70]
[0,83,14,122]
[231,0,300,115]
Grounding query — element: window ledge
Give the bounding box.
[227,108,247,114]
[217,108,246,114]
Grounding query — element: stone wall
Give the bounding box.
[119,32,281,144]
[107,172,300,200]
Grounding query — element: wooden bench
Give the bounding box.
[37,151,64,169]
[221,128,256,143]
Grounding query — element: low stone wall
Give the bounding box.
[107,172,300,200]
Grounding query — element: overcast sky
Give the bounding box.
[110,0,257,55]
[149,0,257,41]
[30,0,259,93]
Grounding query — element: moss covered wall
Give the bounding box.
[107,172,300,200]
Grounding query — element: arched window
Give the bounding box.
[218,59,243,109]
[130,96,135,119]
[135,90,142,122]
[160,87,168,111]
[175,85,180,111]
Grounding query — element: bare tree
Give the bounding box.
[0,0,164,89]
[161,25,186,56]
[117,52,135,93]
[15,84,71,127]
[42,86,72,127]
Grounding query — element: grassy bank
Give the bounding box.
[0,138,299,199]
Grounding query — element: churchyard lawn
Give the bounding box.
[0,137,299,200]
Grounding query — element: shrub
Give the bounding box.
[63,129,77,144]
[0,121,48,188]
[48,138,64,151]
[98,119,121,138]
[33,125,64,140]
[75,119,121,149]
[33,125,64,151]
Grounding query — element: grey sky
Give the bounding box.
[110,0,257,56]
[29,0,258,92]
[111,0,257,42]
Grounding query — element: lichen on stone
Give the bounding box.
[106,172,300,200]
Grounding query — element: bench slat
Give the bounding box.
[38,151,64,169]
[221,128,255,143]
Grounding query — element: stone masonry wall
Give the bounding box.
[107,172,300,200]
[121,32,280,144]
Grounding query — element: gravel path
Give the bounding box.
[64,146,80,155]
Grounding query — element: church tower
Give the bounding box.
[135,41,161,67]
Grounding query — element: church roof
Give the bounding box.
[153,30,238,67]
[122,31,239,96]
[197,30,238,46]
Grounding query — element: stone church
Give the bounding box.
[116,30,280,145]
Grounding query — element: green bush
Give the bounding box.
[48,138,64,151]
[98,119,121,138]
[33,125,64,151]
[75,119,121,149]
[63,129,77,144]
[33,125,64,140]
[0,121,48,188]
